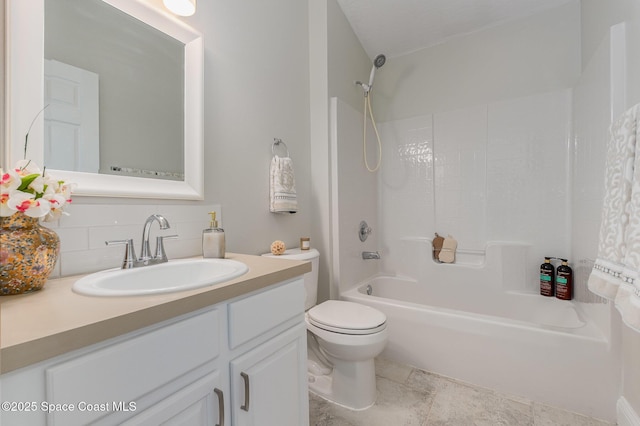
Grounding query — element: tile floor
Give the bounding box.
[309,357,614,426]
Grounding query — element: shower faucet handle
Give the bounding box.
[359,221,372,242]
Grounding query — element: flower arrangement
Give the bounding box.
[1,160,74,221]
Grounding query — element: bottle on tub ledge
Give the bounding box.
[556,259,573,300]
[540,257,555,297]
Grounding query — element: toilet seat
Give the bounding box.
[307,300,386,335]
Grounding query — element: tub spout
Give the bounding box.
[362,251,380,260]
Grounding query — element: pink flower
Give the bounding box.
[0,168,20,192]
[5,188,51,218]
[1,161,72,221]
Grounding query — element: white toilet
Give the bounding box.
[263,248,388,410]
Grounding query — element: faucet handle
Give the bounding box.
[155,234,178,262]
[359,221,372,242]
[106,239,137,269]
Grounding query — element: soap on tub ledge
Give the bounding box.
[438,235,457,263]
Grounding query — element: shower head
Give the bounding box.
[373,54,386,69]
[368,54,386,89]
[356,54,387,95]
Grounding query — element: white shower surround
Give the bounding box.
[330,90,574,294]
[378,89,573,291]
[329,89,616,421]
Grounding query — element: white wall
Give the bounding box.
[309,0,332,302]
[374,1,581,122]
[199,0,311,255]
[327,0,372,114]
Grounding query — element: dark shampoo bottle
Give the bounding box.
[540,257,555,297]
[556,259,573,300]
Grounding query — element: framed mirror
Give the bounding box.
[4,0,204,199]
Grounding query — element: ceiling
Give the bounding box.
[335,0,575,59]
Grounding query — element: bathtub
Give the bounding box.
[341,275,617,421]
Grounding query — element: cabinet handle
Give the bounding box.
[214,388,224,426]
[240,372,250,412]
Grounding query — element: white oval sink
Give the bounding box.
[73,258,249,297]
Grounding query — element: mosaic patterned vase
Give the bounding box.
[0,213,60,295]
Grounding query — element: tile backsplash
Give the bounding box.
[43,203,221,278]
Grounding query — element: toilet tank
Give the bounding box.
[262,248,319,310]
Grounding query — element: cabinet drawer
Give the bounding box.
[228,278,305,349]
[45,309,220,426]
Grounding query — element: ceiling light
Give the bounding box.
[163,0,196,16]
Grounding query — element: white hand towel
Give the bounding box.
[270,155,298,214]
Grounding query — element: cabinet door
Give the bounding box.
[230,323,308,426]
[120,370,226,426]
[45,309,220,426]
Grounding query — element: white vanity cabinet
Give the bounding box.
[227,277,309,426]
[0,278,308,426]
[120,370,225,425]
[230,325,308,426]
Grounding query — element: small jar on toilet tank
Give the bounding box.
[300,237,310,250]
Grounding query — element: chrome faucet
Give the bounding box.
[141,214,170,260]
[106,214,177,269]
[362,251,381,260]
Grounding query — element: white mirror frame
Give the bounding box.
[4,0,204,200]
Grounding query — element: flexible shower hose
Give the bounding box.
[363,92,382,172]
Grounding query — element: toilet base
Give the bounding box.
[307,358,378,411]
[305,304,388,411]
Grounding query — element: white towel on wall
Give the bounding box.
[270,155,298,214]
[588,103,640,333]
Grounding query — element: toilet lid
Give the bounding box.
[308,300,386,335]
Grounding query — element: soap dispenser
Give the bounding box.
[203,211,225,259]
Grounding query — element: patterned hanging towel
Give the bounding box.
[588,103,640,332]
[270,155,298,214]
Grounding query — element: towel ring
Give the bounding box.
[272,138,290,157]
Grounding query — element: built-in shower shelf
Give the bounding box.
[400,236,486,267]
[438,247,485,266]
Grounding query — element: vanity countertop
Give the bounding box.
[0,253,310,374]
